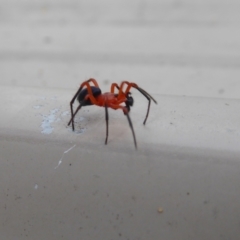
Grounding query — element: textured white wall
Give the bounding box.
[1,0,240,98]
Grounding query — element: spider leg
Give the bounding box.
[85,78,100,88]
[119,81,157,125]
[118,81,131,96]
[125,111,137,149]
[68,78,100,130]
[135,87,152,125]
[68,103,82,130]
[110,83,121,94]
[109,103,137,149]
[105,105,109,145]
[79,78,100,101]
[68,86,82,130]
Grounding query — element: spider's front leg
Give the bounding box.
[108,104,137,149]
[125,110,137,149]
[104,105,109,145]
[110,82,133,112]
[118,81,157,125]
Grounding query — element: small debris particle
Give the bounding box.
[158,207,163,213]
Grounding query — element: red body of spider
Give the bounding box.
[68,78,157,149]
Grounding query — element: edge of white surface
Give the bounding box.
[1,85,239,153]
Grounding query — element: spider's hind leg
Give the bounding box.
[68,86,82,130]
[119,81,157,125]
[68,78,101,130]
[125,111,137,149]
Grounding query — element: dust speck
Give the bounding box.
[158,207,163,213]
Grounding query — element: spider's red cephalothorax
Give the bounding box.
[68,78,157,149]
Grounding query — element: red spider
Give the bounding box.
[68,78,157,149]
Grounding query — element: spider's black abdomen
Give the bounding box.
[77,86,102,106]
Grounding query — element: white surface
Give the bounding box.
[1,0,240,239]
